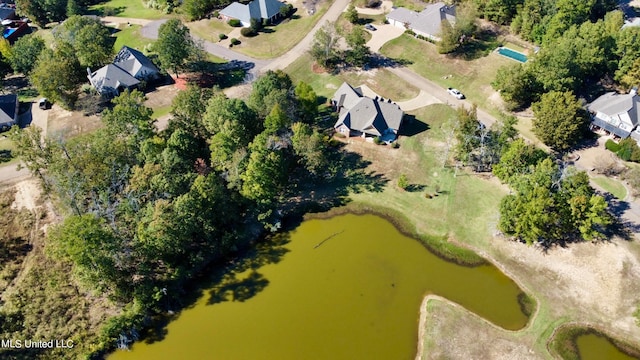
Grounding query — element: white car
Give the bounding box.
[447,88,465,99]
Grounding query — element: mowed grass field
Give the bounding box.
[337,104,507,250]
[233,1,331,59]
[286,53,420,102]
[112,24,155,52]
[89,0,168,19]
[380,34,512,116]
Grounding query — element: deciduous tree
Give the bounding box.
[154,19,197,77]
[531,91,588,152]
[9,35,45,75]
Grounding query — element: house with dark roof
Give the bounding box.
[332,82,404,142]
[220,0,286,27]
[0,94,18,130]
[386,2,456,41]
[587,89,640,140]
[87,46,160,97]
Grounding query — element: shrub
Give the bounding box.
[397,174,409,190]
[404,29,416,36]
[391,141,400,149]
[228,19,241,27]
[334,132,346,138]
[212,10,219,18]
[240,27,256,37]
[218,33,227,40]
[373,136,382,145]
[425,193,433,199]
[230,38,240,45]
[617,138,640,162]
[605,139,620,153]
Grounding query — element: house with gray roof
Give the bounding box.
[220,0,286,27]
[588,89,640,140]
[332,82,404,141]
[386,1,456,41]
[113,46,160,81]
[0,94,17,130]
[88,45,160,97]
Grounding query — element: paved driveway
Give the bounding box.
[365,23,404,52]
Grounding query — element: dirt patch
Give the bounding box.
[10,179,40,212]
[145,84,180,109]
[312,62,328,74]
[419,296,541,360]
[46,105,102,140]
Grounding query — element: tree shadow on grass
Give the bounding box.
[451,29,500,61]
[398,114,429,137]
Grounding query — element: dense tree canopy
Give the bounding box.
[30,44,84,108]
[9,35,45,75]
[499,158,611,246]
[154,19,199,76]
[531,91,588,152]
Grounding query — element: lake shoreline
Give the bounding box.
[301,203,488,267]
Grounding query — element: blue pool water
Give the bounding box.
[2,28,16,39]
[497,47,528,63]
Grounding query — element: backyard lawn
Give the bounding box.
[89,0,168,19]
[592,176,627,200]
[0,137,17,166]
[380,34,513,117]
[286,53,420,102]
[233,1,331,59]
[113,24,155,52]
[187,19,234,43]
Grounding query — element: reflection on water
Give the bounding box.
[110,213,528,360]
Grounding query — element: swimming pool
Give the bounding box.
[2,28,16,39]
[497,47,528,63]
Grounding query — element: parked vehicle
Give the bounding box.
[365,24,377,31]
[447,88,464,99]
[38,98,51,110]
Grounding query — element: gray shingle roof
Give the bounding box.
[88,64,140,95]
[333,82,404,136]
[588,91,640,127]
[387,1,455,38]
[0,94,16,126]
[221,0,285,25]
[113,46,159,80]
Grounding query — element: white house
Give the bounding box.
[220,0,285,27]
[87,46,160,97]
[386,2,456,41]
[588,88,640,140]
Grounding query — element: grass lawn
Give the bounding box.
[389,0,423,11]
[0,137,18,166]
[187,19,235,43]
[89,0,168,19]
[341,104,507,250]
[286,53,419,102]
[112,24,156,52]
[233,1,331,59]
[592,176,627,200]
[380,34,513,117]
[151,105,171,119]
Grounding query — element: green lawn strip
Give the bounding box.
[186,19,234,43]
[234,1,331,59]
[286,53,420,102]
[0,137,18,166]
[591,176,627,200]
[112,24,156,52]
[89,0,168,19]
[151,105,171,119]
[388,0,424,12]
[380,34,512,118]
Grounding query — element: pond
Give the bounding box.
[577,333,638,360]
[109,213,528,360]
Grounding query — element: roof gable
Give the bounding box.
[113,46,159,78]
[387,1,456,37]
[221,0,284,23]
[589,91,640,127]
[333,83,404,136]
[88,64,140,94]
[0,94,16,125]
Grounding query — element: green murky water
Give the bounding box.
[109,213,528,360]
[576,333,638,360]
